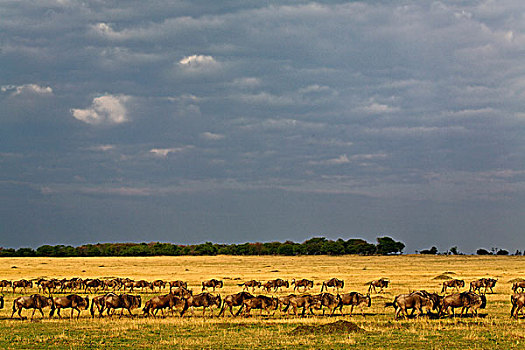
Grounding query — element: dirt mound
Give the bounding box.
[433,274,453,280]
[290,320,364,335]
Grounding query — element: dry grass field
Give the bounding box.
[0,255,524,349]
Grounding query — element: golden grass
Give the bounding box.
[0,255,524,349]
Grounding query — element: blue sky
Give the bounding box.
[1,0,525,253]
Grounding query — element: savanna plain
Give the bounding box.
[0,255,523,349]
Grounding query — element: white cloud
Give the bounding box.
[71,94,130,125]
[200,132,225,140]
[88,144,115,152]
[150,146,193,157]
[1,84,53,96]
[357,102,400,114]
[178,54,220,72]
[327,154,350,165]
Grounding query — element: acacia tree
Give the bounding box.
[376,237,405,255]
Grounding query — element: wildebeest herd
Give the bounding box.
[0,276,524,320]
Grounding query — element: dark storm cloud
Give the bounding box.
[1,0,525,252]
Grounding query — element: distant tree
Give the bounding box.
[16,247,36,257]
[476,248,491,255]
[515,250,522,256]
[376,236,405,255]
[277,241,296,256]
[449,246,460,255]
[420,246,438,255]
[303,237,326,255]
[345,239,376,255]
[496,249,509,256]
[321,239,345,255]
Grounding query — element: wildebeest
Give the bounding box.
[181,292,222,317]
[263,279,289,292]
[240,295,279,317]
[84,279,103,294]
[0,280,12,293]
[320,278,344,292]
[143,293,186,318]
[510,293,525,319]
[368,278,389,293]
[50,294,89,319]
[469,278,497,294]
[387,292,435,320]
[171,287,193,299]
[131,280,153,293]
[284,294,322,316]
[152,280,166,292]
[338,292,371,316]
[201,279,223,292]
[237,280,261,292]
[104,293,142,318]
[318,293,342,316]
[512,281,525,293]
[439,291,486,317]
[218,291,254,317]
[90,294,107,318]
[291,279,314,292]
[12,279,33,294]
[11,294,54,320]
[169,280,188,292]
[441,279,465,293]
[278,294,297,314]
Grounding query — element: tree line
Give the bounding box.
[0,236,405,257]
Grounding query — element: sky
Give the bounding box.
[1,0,525,253]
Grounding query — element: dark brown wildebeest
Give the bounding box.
[441,279,465,293]
[103,279,121,292]
[368,278,389,293]
[218,291,254,317]
[105,293,142,318]
[387,292,434,319]
[84,279,103,294]
[510,293,525,319]
[143,293,186,318]
[320,278,344,292]
[171,287,193,299]
[438,291,486,317]
[180,292,222,317]
[11,294,54,320]
[169,280,188,292]
[50,294,89,319]
[469,278,497,294]
[40,279,60,295]
[131,280,153,293]
[263,279,289,292]
[512,281,525,293]
[90,294,108,318]
[152,280,166,292]
[291,279,314,292]
[278,294,297,314]
[240,295,279,317]
[318,293,342,316]
[12,279,33,294]
[237,280,261,292]
[338,292,371,316]
[284,294,322,316]
[201,279,223,292]
[0,280,12,293]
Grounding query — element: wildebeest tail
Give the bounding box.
[0,296,4,309]
[384,302,395,308]
[320,283,325,292]
[89,299,95,317]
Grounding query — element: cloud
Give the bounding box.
[1,84,53,96]
[200,132,225,140]
[178,54,220,72]
[149,146,193,157]
[71,94,130,125]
